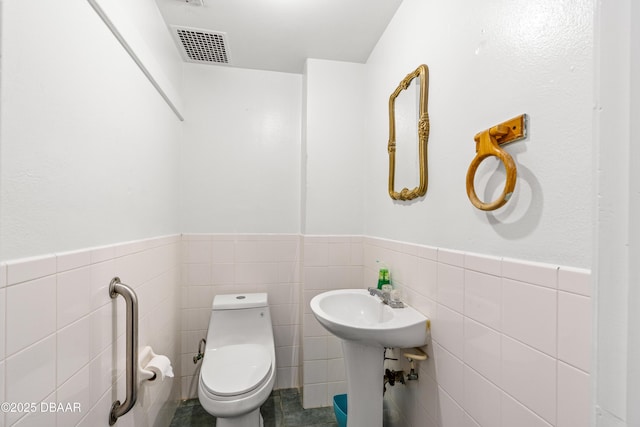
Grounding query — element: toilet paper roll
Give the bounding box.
[145,355,174,381]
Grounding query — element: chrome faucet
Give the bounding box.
[367,287,405,308]
[368,287,390,303]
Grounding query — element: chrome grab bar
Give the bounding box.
[109,277,139,425]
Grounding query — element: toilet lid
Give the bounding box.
[201,344,272,397]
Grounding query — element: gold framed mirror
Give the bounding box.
[388,64,430,200]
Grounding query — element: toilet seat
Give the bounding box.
[201,343,272,397]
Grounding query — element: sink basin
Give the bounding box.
[310,288,429,348]
[310,289,430,427]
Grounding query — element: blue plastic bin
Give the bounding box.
[333,394,347,427]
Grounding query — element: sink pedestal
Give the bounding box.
[342,340,385,427]
[309,289,430,427]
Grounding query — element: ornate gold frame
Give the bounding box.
[388,64,430,200]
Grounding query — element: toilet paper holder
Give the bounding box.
[138,345,174,382]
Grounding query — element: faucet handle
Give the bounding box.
[388,300,405,308]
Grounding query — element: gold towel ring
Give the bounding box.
[465,115,527,211]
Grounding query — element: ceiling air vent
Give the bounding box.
[172,26,230,64]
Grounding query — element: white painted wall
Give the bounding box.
[303,59,365,235]
[594,0,640,426]
[111,0,182,89]
[0,0,183,262]
[593,0,629,422]
[88,0,184,118]
[179,64,302,234]
[178,0,594,269]
[362,0,594,269]
[628,2,640,425]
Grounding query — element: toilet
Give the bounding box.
[198,293,276,427]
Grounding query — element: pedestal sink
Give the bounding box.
[310,289,429,427]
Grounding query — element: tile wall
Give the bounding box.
[179,234,303,399]
[302,236,592,427]
[0,235,182,427]
[0,232,589,427]
[301,236,364,409]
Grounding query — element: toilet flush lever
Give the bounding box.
[193,338,206,364]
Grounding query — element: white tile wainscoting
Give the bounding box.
[0,235,182,427]
[302,236,591,427]
[0,233,591,427]
[179,234,303,399]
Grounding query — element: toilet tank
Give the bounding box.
[206,293,274,349]
[213,293,268,310]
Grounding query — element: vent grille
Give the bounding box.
[173,27,230,64]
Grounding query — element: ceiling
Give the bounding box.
[154,0,403,74]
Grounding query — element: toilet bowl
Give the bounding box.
[198,293,276,427]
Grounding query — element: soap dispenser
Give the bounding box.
[377,261,391,290]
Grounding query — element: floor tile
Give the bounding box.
[170,388,338,427]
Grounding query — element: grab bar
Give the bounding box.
[109,277,139,425]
